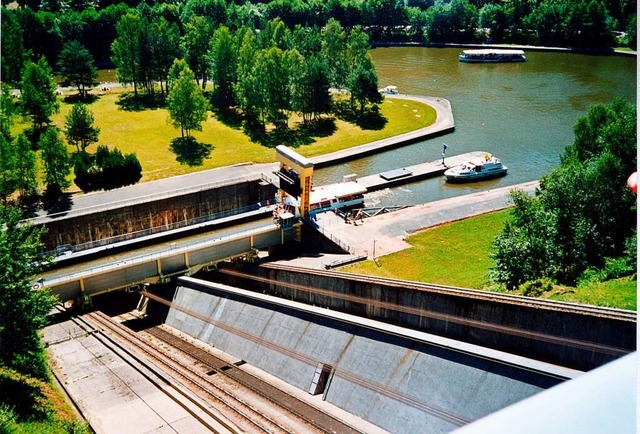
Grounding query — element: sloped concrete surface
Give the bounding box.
[166,279,569,434]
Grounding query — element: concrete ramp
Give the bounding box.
[165,277,577,434]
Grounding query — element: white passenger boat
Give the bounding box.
[444,154,508,183]
[309,181,366,215]
[459,49,526,63]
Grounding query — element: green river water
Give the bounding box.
[316,47,637,206]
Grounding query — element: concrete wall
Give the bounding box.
[40,180,276,250]
[165,280,562,434]
[215,263,636,371]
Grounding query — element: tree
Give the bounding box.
[0,135,17,203]
[64,104,100,154]
[39,129,72,195]
[321,19,348,89]
[291,54,332,122]
[182,16,214,89]
[251,47,291,129]
[56,40,98,99]
[347,58,382,115]
[167,66,210,138]
[1,84,17,141]
[209,26,237,108]
[111,13,144,98]
[491,99,637,288]
[0,205,57,380]
[149,16,182,97]
[20,57,60,141]
[1,9,29,85]
[13,134,39,199]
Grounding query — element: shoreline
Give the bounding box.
[370,41,637,57]
[310,94,455,168]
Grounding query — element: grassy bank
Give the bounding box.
[13,86,436,183]
[342,210,637,310]
[0,367,88,433]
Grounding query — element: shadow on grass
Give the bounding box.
[63,93,99,105]
[243,117,337,148]
[170,136,214,166]
[212,106,244,130]
[116,92,166,111]
[334,100,387,130]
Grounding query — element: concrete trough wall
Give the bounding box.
[218,264,636,371]
[165,279,566,434]
[40,180,276,250]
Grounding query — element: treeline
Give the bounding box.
[1,0,636,84]
[110,15,381,130]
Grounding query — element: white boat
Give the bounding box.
[309,181,367,215]
[379,85,399,95]
[444,154,508,183]
[459,49,526,63]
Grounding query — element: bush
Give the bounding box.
[74,146,142,192]
[519,279,555,297]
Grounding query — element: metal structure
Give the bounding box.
[274,145,314,241]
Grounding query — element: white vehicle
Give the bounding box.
[444,154,508,183]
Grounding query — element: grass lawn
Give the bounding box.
[13,86,436,183]
[0,367,88,433]
[342,209,637,310]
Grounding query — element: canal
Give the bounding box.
[315,47,637,207]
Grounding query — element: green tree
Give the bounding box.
[167,58,190,95]
[209,25,238,108]
[149,16,182,97]
[56,40,98,99]
[1,9,29,85]
[39,129,72,195]
[64,104,100,154]
[182,16,214,90]
[347,58,382,115]
[1,84,17,142]
[111,13,144,98]
[0,205,57,380]
[234,28,259,117]
[0,135,18,203]
[167,66,210,138]
[291,54,332,123]
[14,134,39,199]
[321,19,348,89]
[252,47,291,129]
[20,57,60,141]
[491,99,637,288]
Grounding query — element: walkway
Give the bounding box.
[290,181,540,268]
[310,95,455,168]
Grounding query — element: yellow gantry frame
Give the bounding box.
[275,145,314,219]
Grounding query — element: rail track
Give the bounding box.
[77,310,362,434]
[55,308,237,433]
[142,326,364,434]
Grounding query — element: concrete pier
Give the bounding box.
[356,150,488,191]
[310,95,455,168]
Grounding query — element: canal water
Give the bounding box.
[315,47,637,207]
